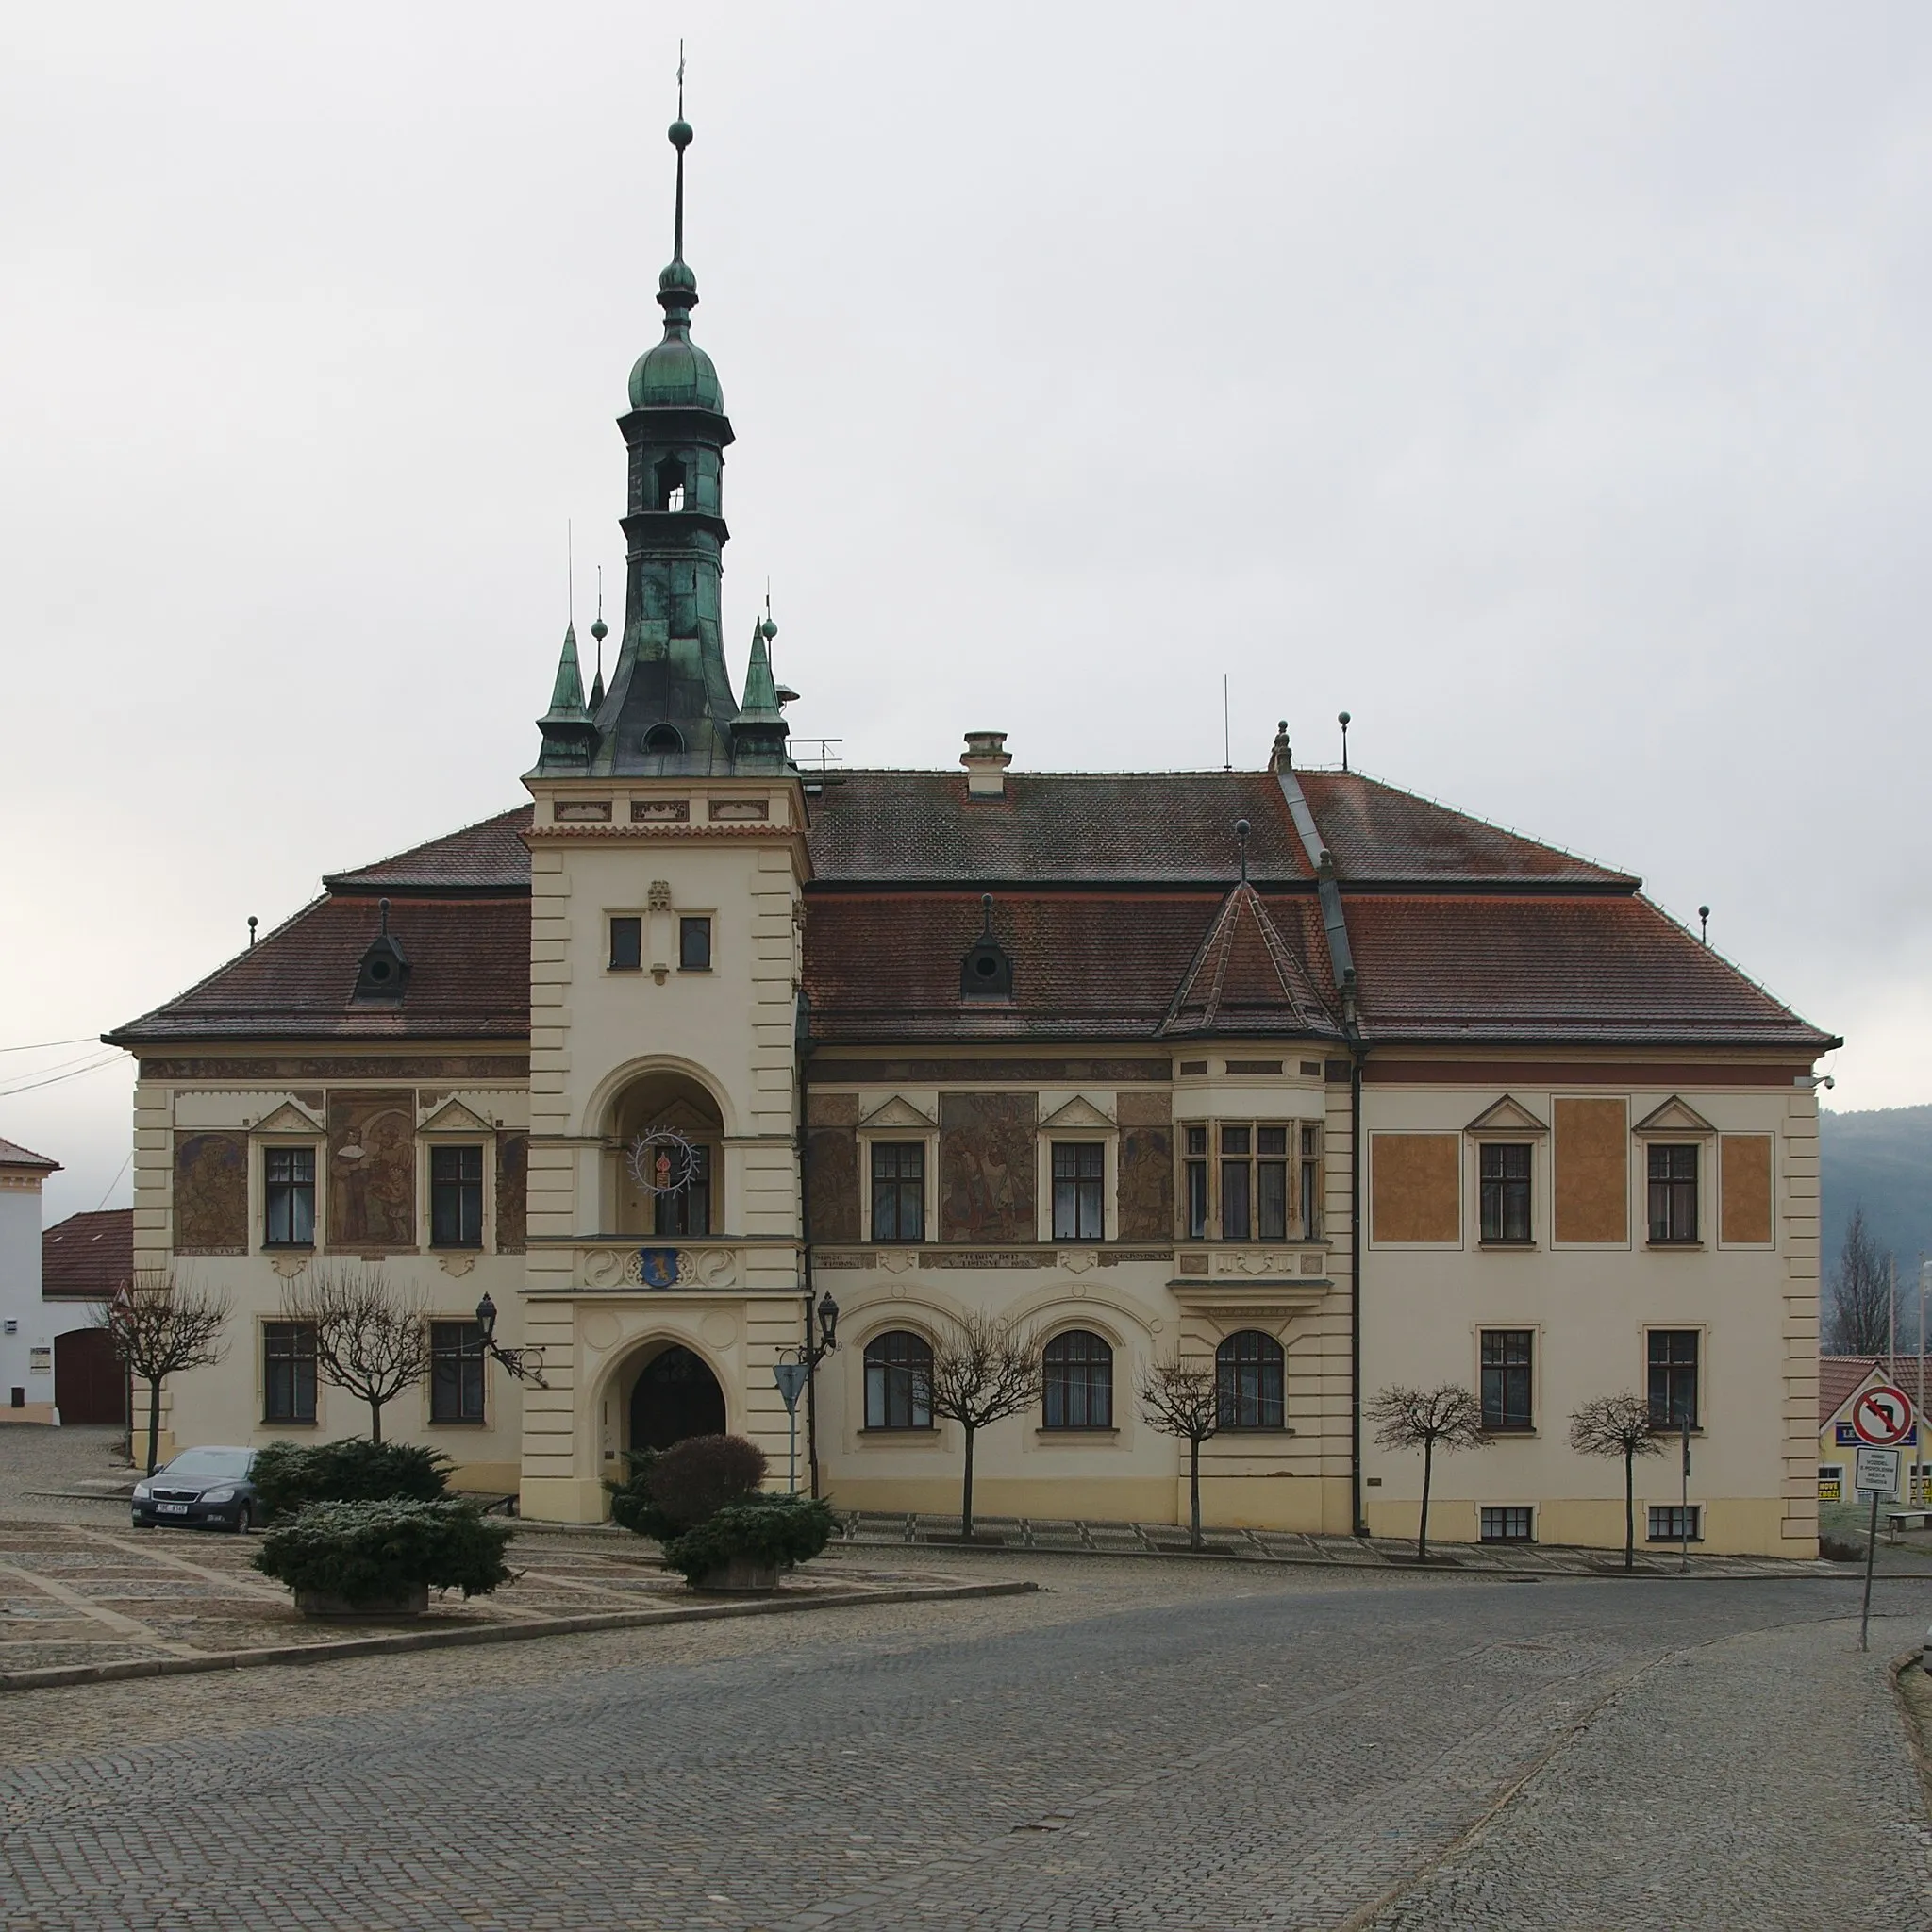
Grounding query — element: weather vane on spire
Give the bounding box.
[669,40,692,264]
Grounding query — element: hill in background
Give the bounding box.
[1822,1105,1932,1282]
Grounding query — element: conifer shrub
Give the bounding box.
[252,1439,452,1519]
[661,1496,837,1587]
[253,1498,513,1604]
[606,1434,767,1540]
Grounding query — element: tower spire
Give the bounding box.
[673,41,688,264]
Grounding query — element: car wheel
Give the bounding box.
[131,1516,153,1529]
[233,1504,252,1535]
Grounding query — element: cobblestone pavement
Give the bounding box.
[0,1521,989,1679]
[4,1551,1931,1930]
[0,1426,132,1523]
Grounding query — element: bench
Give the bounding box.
[1885,1510,1932,1541]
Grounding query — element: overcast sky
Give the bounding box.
[5,3,1928,1224]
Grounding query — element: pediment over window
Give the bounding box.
[1039,1095,1118,1133]
[1464,1094,1548,1136]
[418,1098,494,1137]
[251,1100,323,1136]
[1631,1095,1717,1136]
[858,1095,939,1132]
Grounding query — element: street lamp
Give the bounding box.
[472,1292,548,1386]
[773,1290,839,1493]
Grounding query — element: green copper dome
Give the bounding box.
[628,330,723,411]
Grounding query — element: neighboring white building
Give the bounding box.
[0,1136,64,1422]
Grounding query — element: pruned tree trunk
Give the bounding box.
[1417,1437,1434,1562]
[1189,1437,1203,1551]
[961,1424,976,1540]
[143,1376,163,1476]
[1624,1446,1636,1572]
[369,1398,384,1444]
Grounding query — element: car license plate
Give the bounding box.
[157,1503,190,1515]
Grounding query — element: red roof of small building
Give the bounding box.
[42,1208,132,1301]
[1820,1357,1932,1427]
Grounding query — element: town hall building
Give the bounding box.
[107,108,1836,1557]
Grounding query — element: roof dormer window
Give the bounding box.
[960,894,1013,1000]
[352,898,409,1003]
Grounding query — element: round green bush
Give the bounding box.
[607,1433,767,1540]
[253,1498,513,1604]
[252,1439,452,1520]
[662,1496,835,1586]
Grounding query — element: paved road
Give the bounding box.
[4,1556,1931,1930]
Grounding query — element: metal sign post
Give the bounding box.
[773,1360,808,1494]
[1856,1446,1902,1652]
[1680,1412,1691,1574]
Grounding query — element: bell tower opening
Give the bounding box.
[655,453,688,512]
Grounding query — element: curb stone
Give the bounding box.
[0,1578,1039,1694]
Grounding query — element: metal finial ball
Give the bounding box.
[1235,819,1251,840]
[1338,710,1351,726]
[759,616,778,642]
[591,616,608,641]
[669,118,693,150]
[1277,719,1288,732]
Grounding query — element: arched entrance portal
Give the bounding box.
[629,1345,726,1452]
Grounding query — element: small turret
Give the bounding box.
[536,622,595,773]
[730,611,789,765]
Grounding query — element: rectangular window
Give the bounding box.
[1479,1507,1534,1543]
[263,1147,315,1247]
[609,916,642,971]
[1648,1505,1701,1543]
[429,1145,484,1248]
[263,1322,317,1424]
[871,1142,924,1243]
[1052,1142,1105,1241]
[1647,1142,1699,1243]
[1480,1329,1534,1431]
[1220,1125,1251,1241]
[1185,1125,1208,1239]
[679,916,712,972]
[430,1321,486,1424]
[1479,1142,1532,1243]
[1299,1125,1321,1238]
[1647,1329,1700,1429]
[1257,1126,1288,1241]
[1819,1464,1843,1502]
[655,1144,711,1237]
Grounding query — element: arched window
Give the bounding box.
[655,453,688,513]
[1216,1330,1284,1430]
[644,723,684,755]
[1042,1329,1113,1430]
[864,1330,932,1430]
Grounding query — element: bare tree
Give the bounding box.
[1137,1356,1221,1551]
[281,1263,433,1442]
[1824,1204,1892,1357]
[1569,1391,1666,1572]
[922,1310,1042,1540]
[1366,1383,1489,1562]
[92,1271,231,1475]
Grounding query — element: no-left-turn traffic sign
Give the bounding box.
[1851,1382,1915,1447]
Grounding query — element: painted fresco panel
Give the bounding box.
[1553,1098,1629,1244]
[496,1132,527,1253]
[1720,1133,1774,1245]
[807,1128,860,1243]
[1370,1133,1461,1243]
[174,1133,248,1256]
[1119,1127,1174,1241]
[326,1091,416,1248]
[940,1093,1038,1243]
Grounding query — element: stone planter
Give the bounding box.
[295,1584,431,1618]
[694,1555,779,1592]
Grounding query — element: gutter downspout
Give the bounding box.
[795,988,820,1497]
[1274,753,1367,1538]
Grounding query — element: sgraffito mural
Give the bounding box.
[807,1128,860,1243]
[940,1092,1037,1243]
[326,1091,415,1247]
[174,1133,248,1255]
[1118,1126,1174,1241]
[495,1133,527,1253]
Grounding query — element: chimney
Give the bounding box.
[961,730,1012,798]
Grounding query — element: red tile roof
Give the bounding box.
[1820,1357,1932,1426]
[1342,893,1832,1049]
[1298,772,1635,888]
[0,1136,58,1172]
[1161,885,1341,1039]
[323,808,534,895]
[42,1208,131,1301]
[107,896,531,1044]
[805,772,1316,886]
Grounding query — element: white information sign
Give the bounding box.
[1855,1446,1901,1498]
